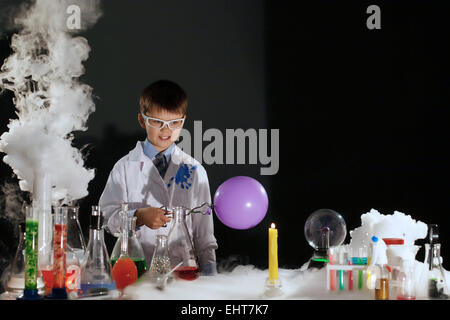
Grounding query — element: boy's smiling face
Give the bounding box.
[138,106,185,152]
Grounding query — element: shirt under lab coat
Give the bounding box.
[99,140,218,274]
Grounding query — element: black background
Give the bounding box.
[1,0,449,293]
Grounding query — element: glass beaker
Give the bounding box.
[148,234,172,283]
[80,206,115,296]
[168,207,199,280]
[110,203,138,290]
[397,259,416,300]
[427,243,449,299]
[111,216,147,277]
[22,206,41,299]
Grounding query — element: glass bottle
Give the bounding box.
[148,234,171,283]
[168,206,200,280]
[48,206,68,299]
[110,203,138,290]
[427,243,449,299]
[397,259,416,300]
[80,206,115,296]
[111,216,147,277]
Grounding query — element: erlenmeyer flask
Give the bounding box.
[110,203,138,290]
[80,206,115,296]
[168,207,200,281]
[66,206,86,266]
[111,216,147,277]
[3,223,45,297]
[148,234,171,283]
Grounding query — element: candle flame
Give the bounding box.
[271,223,276,228]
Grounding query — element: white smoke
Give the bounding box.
[124,209,450,300]
[0,0,102,204]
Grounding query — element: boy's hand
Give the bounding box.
[135,207,171,229]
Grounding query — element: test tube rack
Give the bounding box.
[326,263,368,292]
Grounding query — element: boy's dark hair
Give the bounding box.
[140,80,187,115]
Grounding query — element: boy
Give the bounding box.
[99,80,218,275]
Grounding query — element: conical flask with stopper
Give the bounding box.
[168,206,200,280]
[111,215,147,277]
[80,206,115,296]
[148,234,172,284]
[110,203,138,290]
[426,224,449,299]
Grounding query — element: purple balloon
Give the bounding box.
[213,176,268,230]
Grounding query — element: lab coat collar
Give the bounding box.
[128,141,189,188]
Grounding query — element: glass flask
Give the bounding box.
[304,209,347,269]
[80,206,115,296]
[50,207,68,299]
[168,206,200,280]
[66,206,86,266]
[111,216,147,277]
[427,243,449,299]
[3,222,45,297]
[110,203,138,290]
[22,205,41,299]
[148,234,172,283]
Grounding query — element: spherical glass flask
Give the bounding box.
[304,209,347,250]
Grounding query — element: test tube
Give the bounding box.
[348,247,353,291]
[328,247,336,291]
[23,206,40,299]
[51,207,68,299]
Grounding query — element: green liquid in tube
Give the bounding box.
[25,220,39,290]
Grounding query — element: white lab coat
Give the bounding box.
[99,141,218,270]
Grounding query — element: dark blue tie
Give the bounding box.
[154,152,168,178]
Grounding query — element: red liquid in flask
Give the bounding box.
[111,257,138,290]
[174,266,200,281]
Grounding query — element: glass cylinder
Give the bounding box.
[397,259,416,300]
[51,207,68,298]
[24,206,39,291]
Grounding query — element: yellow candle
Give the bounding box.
[268,223,278,280]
